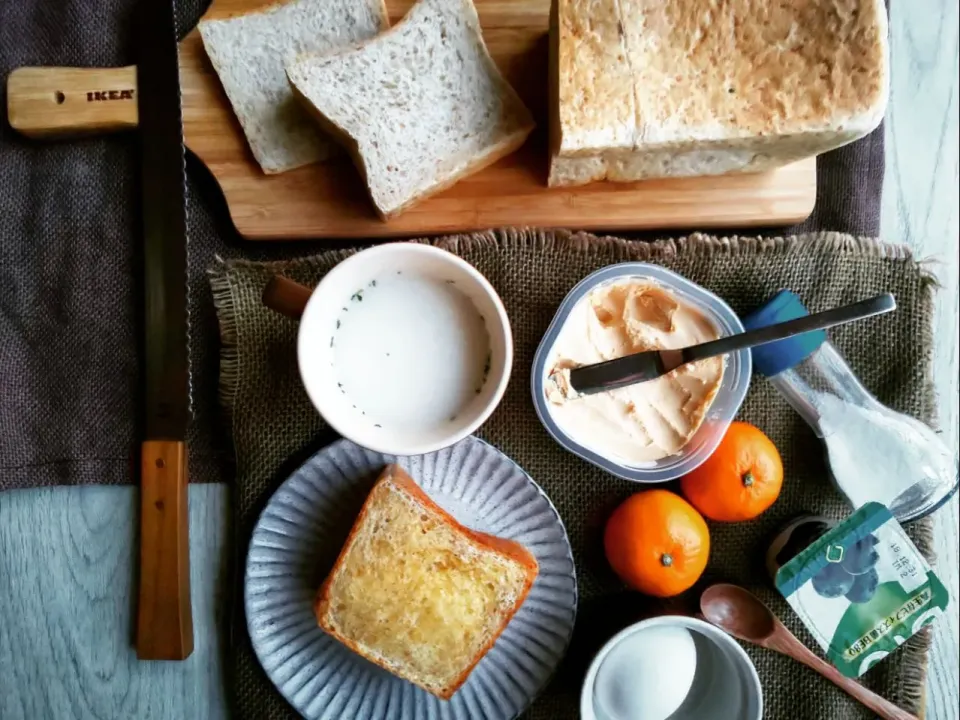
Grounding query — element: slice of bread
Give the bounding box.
[549,0,889,186]
[286,0,535,219]
[315,464,539,699]
[198,0,388,174]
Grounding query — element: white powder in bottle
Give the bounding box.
[815,392,955,519]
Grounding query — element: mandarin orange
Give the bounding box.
[680,421,783,522]
[604,490,710,597]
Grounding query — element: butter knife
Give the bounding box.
[561,294,896,397]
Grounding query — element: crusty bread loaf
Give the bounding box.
[549,0,889,187]
[198,0,388,174]
[286,0,535,219]
[315,465,539,699]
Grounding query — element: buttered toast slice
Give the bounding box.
[315,464,539,699]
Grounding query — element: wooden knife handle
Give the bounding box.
[262,275,313,320]
[6,66,139,139]
[137,440,193,661]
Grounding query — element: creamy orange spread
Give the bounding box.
[546,280,724,465]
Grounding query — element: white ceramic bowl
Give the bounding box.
[581,616,763,720]
[297,243,512,456]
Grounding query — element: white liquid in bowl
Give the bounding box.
[593,625,697,720]
[331,274,491,432]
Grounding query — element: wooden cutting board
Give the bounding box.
[7,0,816,240]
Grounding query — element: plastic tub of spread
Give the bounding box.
[531,263,751,483]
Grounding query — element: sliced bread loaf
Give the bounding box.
[315,464,539,699]
[549,0,889,186]
[198,0,388,174]
[286,0,535,219]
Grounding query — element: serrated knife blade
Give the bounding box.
[135,0,194,661]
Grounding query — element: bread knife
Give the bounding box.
[135,0,194,661]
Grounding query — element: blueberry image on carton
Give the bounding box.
[842,534,880,576]
[812,562,855,599]
[845,567,879,604]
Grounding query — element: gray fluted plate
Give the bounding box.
[245,436,578,720]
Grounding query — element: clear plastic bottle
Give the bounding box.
[743,291,957,523]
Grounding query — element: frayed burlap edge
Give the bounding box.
[209,255,240,430]
[207,248,355,426]
[207,227,939,717]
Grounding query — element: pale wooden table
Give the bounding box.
[1,3,957,718]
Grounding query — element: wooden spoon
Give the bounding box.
[700,583,918,720]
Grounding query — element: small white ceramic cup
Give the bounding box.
[581,615,763,720]
[264,243,513,456]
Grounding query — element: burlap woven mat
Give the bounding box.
[210,228,937,720]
